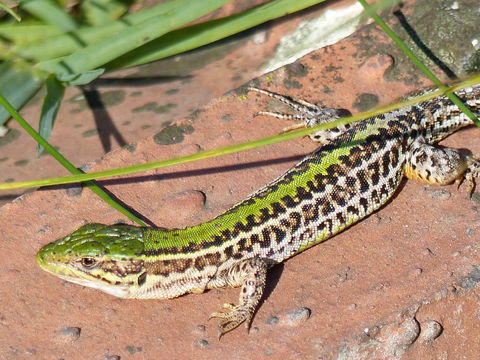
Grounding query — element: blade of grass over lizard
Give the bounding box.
[1,76,479,191]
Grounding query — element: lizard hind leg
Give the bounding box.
[247,87,351,144]
[404,138,479,193]
[209,257,269,338]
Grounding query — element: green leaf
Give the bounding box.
[35,0,232,76]
[37,75,64,155]
[81,0,130,26]
[57,68,105,86]
[19,0,79,31]
[0,61,43,126]
[0,23,62,46]
[16,0,215,61]
[107,0,328,70]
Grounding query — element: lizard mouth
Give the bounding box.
[56,274,131,298]
[36,252,131,298]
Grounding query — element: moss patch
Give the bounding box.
[283,79,302,89]
[166,88,180,95]
[222,114,233,122]
[82,129,98,137]
[100,90,126,106]
[352,93,379,112]
[122,144,136,153]
[154,124,194,145]
[133,102,177,114]
[14,159,29,166]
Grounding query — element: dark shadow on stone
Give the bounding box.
[88,180,156,226]
[39,179,156,227]
[93,154,307,187]
[80,85,128,153]
[0,194,22,202]
[91,75,193,87]
[34,154,307,227]
[250,262,284,331]
[393,9,457,80]
[264,262,284,301]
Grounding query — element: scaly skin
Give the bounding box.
[37,84,480,336]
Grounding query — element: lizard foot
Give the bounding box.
[247,86,350,144]
[209,303,254,338]
[208,257,270,338]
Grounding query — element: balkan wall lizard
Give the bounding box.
[36,84,480,336]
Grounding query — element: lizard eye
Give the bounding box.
[81,257,97,268]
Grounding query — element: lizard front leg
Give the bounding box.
[247,87,351,144]
[209,257,269,337]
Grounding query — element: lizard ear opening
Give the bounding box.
[137,272,147,286]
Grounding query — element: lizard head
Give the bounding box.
[36,223,146,298]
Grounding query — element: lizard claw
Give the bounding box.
[209,304,252,339]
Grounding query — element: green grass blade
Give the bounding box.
[0,2,21,21]
[81,0,130,26]
[37,75,64,155]
[58,68,105,86]
[36,0,232,76]
[19,0,79,31]
[0,92,146,225]
[108,0,328,70]
[0,23,62,46]
[357,0,480,127]
[0,61,43,126]
[2,76,478,191]
[15,0,210,61]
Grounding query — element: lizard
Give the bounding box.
[36,83,480,337]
